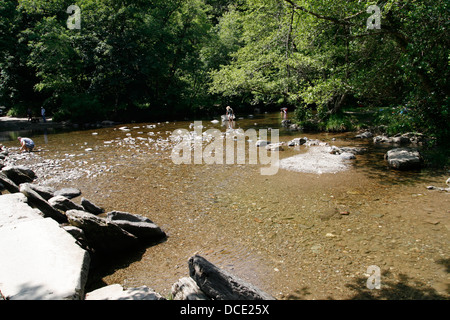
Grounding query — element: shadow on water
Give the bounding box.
[345,271,449,300]
[349,140,449,187]
[85,238,168,292]
[284,259,450,300]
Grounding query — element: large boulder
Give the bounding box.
[0,217,90,300]
[385,148,423,170]
[0,171,20,193]
[19,184,67,223]
[1,165,36,185]
[66,210,139,253]
[106,211,166,242]
[188,255,274,300]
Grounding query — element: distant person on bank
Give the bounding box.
[41,107,46,123]
[27,108,32,122]
[18,137,35,152]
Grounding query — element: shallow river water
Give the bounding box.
[2,113,449,299]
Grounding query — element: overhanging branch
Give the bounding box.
[283,0,357,26]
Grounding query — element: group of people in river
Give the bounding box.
[8,105,289,152]
[224,105,288,128]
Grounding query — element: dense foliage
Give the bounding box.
[0,0,448,141]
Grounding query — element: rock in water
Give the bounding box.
[1,165,36,185]
[188,255,274,300]
[80,197,104,215]
[106,211,166,242]
[54,187,82,199]
[0,172,20,193]
[385,148,423,170]
[171,277,209,300]
[49,195,84,212]
[21,183,55,200]
[19,184,67,223]
[66,210,139,253]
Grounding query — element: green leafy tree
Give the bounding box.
[209,0,449,139]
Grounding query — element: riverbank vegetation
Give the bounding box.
[0,0,448,142]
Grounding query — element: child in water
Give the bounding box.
[18,137,35,152]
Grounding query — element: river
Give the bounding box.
[1,113,449,299]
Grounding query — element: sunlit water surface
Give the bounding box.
[2,113,449,299]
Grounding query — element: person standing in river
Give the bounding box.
[226,106,235,129]
[226,106,235,120]
[18,137,35,152]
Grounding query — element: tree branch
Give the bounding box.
[283,0,357,26]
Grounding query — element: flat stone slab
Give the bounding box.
[0,193,42,227]
[279,146,348,174]
[85,284,165,300]
[0,218,90,300]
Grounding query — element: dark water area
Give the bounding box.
[1,113,449,300]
